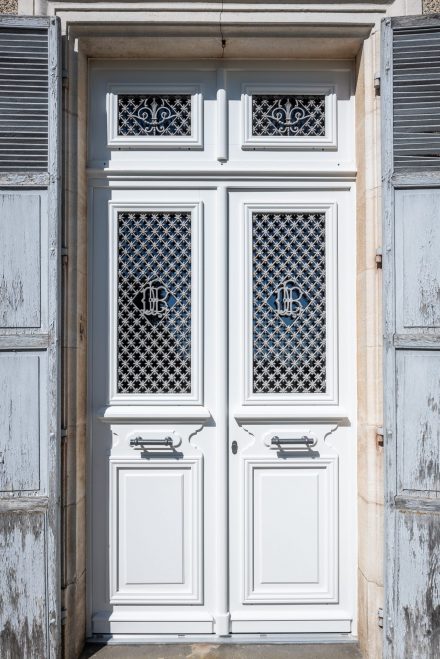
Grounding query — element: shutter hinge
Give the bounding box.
[62,69,69,89]
[378,607,384,628]
[374,73,380,95]
[375,247,383,269]
[376,427,384,448]
[61,247,68,266]
[61,427,68,444]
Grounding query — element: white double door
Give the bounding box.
[89,182,356,638]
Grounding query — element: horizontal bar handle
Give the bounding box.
[271,435,316,447]
[130,436,174,448]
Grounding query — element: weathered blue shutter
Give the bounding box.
[0,16,61,658]
[382,15,440,659]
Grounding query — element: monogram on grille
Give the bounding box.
[253,211,326,394]
[132,278,175,321]
[117,211,192,395]
[268,281,308,319]
[118,94,192,136]
[252,95,325,137]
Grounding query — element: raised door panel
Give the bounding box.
[110,458,202,604]
[244,457,338,603]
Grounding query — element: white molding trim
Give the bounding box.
[233,405,349,423]
[242,202,338,406]
[107,84,203,150]
[108,200,204,406]
[241,84,337,151]
[98,404,211,423]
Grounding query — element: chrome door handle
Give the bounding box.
[130,436,174,448]
[270,435,316,448]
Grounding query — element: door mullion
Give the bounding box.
[214,185,230,635]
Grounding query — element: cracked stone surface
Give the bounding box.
[81,642,362,659]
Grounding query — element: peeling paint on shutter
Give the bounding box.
[0,16,61,659]
[382,14,440,659]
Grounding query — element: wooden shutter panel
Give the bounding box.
[382,15,440,659]
[0,16,61,659]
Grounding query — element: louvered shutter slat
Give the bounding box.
[393,23,440,171]
[0,26,48,172]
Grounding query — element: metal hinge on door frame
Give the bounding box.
[61,246,68,265]
[378,607,384,628]
[376,427,384,448]
[375,247,383,269]
[374,73,380,95]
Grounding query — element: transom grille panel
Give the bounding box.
[252,95,325,137]
[118,94,192,137]
[252,211,326,394]
[117,211,192,394]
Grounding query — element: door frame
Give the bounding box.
[60,17,385,652]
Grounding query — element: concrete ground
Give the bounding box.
[81,643,362,658]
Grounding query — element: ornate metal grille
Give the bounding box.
[118,94,192,136]
[117,211,192,394]
[252,211,326,394]
[252,95,325,137]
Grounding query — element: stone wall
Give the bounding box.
[424,0,440,12]
[355,32,385,659]
[0,0,17,13]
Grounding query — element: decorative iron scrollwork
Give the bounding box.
[252,95,325,137]
[118,94,192,137]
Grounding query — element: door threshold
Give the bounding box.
[88,633,358,645]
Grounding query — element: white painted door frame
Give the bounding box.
[87,60,357,641]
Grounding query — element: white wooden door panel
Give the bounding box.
[89,185,217,634]
[88,62,356,639]
[228,187,356,632]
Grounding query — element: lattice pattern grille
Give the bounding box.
[253,211,326,394]
[252,95,325,137]
[118,95,192,136]
[117,211,192,394]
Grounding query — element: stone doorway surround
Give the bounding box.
[16,0,421,657]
